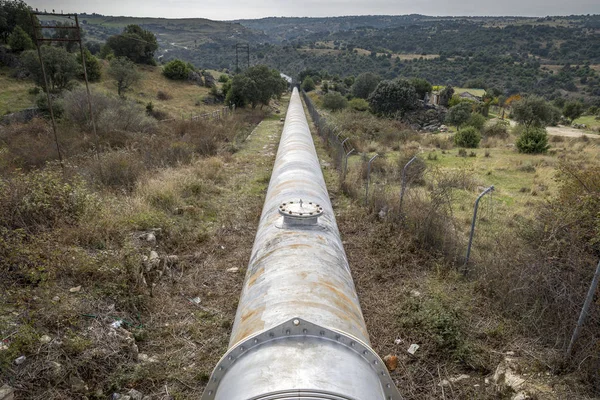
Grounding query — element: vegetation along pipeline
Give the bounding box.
[201,87,402,400]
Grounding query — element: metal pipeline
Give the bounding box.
[201,88,402,400]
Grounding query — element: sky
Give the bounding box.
[27,0,600,20]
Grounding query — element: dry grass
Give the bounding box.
[0,91,281,399]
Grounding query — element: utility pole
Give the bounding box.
[31,11,100,168]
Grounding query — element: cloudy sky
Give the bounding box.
[28,0,600,20]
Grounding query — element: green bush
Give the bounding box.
[454,126,481,148]
[301,77,316,92]
[36,94,64,118]
[464,113,486,131]
[218,74,229,83]
[0,171,93,231]
[516,127,549,154]
[483,120,509,138]
[322,92,348,112]
[348,98,369,111]
[8,25,34,52]
[163,59,190,80]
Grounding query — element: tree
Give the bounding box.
[563,101,584,122]
[21,46,78,92]
[351,72,381,99]
[511,96,558,129]
[76,48,101,82]
[301,76,315,92]
[163,59,190,80]
[0,0,36,44]
[410,77,432,100]
[454,126,481,148]
[516,127,549,154]
[108,56,140,97]
[7,25,32,52]
[368,79,418,117]
[465,113,486,131]
[322,92,348,112]
[446,102,472,130]
[106,24,157,65]
[439,85,454,107]
[226,65,287,108]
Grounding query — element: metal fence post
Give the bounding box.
[567,258,600,357]
[344,148,355,179]
[399,155,417,214]
[364,154,379,206]
[464,185,495,269]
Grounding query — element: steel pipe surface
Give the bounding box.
[202,88,401,400]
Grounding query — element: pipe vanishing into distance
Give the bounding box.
[201,88,402,400]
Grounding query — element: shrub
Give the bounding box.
[63,88,156,134]
[454,126,481,148]
[516,127,549,154]
[8,25,34,52]
[301,76,316,92]
[322,92,348,112]
[368,79,418,117]
[218,74,229,83]
[351,72,380,99]
[0,171,92,231]
[163,59,190,80]
[88,150,144,191]
[483,120,509,138]
[464,112,486,131]
[157,90,172,100]
[76,49,102,82]
[35,94,64,119]
[348,98,369,111]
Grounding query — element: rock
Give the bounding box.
[407,343,419,355]
[393,338,404,345]
[493,358,526,392]
[146,233,156,245]
[52,296,60,302]
[69,375,88,393]
[69,286,82,293]
[227,267,239,273]
[138,353,158,363]
[409,290,421,298]
[0,384,15,400]
[14,355,26,365]
[512,391,533,400]
[127,389,143,400]
[383,354,399,371]
[40,335,52,344]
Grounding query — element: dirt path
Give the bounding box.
[546,125,599,138]
[506,119,599,138]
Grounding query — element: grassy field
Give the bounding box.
[574,114,600,130]
[0,62,225,119]
[0,67,37,115]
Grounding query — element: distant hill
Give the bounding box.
[75,13,268,64]
[64,13,600,99]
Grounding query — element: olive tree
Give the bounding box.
[21,46,78,92]
[108,56,140,97]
